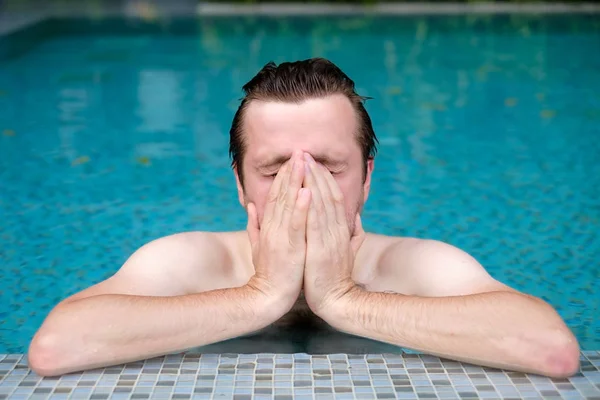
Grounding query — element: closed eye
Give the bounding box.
[266,169,340,178]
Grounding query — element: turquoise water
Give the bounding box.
[0,15,599,354]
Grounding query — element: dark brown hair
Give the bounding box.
[229,57,378,186]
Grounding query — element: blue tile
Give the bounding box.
[173,386,193,394]
[7,395,29,400]
[562,394,588,400]
[517,388,542,397]
[48,394,69,400]
[411,379,431,386]
[372,379,392,386]
[293,388,313,396]
[109,394,130,400]
[70,388,92,396]
[396,393,418,399]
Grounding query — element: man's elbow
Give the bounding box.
[28,330,66,377]
[534,329,581,378]
[545,334,581,378]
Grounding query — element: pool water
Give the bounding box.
[0,15,599,354]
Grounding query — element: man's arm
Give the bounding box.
[321,238,580,378]
[28,233,282,377]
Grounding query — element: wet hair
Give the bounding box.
[228,58,378,187]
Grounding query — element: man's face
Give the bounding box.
[234,94,374,234]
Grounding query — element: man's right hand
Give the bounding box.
[245,150,311,311]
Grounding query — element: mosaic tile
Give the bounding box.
[1,352,599,399]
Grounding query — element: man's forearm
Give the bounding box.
[323,288,580,378]
[29,286,282,376]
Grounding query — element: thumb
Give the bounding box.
[350,213,365,255]
[246,202,260,252]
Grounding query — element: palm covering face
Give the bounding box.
[245,151,365,315]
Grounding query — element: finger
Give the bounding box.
[303,154,328,226]
[263,159,292,224]
[306,186,323,244]
[281,151,305,228]
[351,213,366,255]
[306,156,338,227]
[320,165,346,226]
[289,188,311,245]
[246,202,260,253]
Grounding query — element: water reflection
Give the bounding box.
[58,88,88,161]
[136,69,183,133]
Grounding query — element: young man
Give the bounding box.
[28,58,580,378]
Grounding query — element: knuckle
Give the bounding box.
[332,191,344,204]
[290,218,303,232]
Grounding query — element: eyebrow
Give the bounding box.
[255,154,346,170]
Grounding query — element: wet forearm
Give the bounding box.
[29,286,281,376]
[322,288,579,377]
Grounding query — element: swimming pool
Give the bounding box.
[0,14,599,355]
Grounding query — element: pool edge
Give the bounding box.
[0,351,599,399]
[195,2,600,15]
[1,1,600,38]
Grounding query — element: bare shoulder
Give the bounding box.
[122,231,251,293]
[63,231,248,303]
[352,232,404,288]
[368,235,514,297]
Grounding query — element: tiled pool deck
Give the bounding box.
[1,352,599,400]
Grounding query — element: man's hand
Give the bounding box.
[246,150,311,314]
[302,153,366,316]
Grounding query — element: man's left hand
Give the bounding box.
[302,153,366,317]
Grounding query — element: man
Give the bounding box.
[28,58,580,378]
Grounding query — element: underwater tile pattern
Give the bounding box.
[1,15,600,353]
[0,352,600,400]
